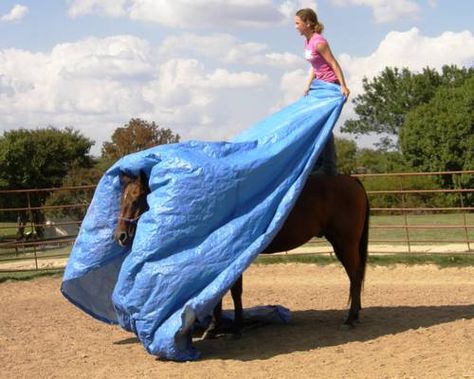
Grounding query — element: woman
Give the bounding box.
[295,8,350,175]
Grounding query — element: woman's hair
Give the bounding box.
[296,8,324,34]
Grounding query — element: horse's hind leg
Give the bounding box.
[230,275,243,337]
[331,241,363,327]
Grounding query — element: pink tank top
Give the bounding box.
[304,33,338,83]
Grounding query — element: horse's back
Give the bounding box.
[310,174,367,211]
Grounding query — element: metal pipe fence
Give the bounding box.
[359,170,473,253]
[0,171,473,272]
[306,170,474,254]
[0,185,95,272]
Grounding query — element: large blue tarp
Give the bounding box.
[61,80,345,360]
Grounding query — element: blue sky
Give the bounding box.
[1,1,473,155]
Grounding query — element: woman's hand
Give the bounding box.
[341,85,350,99]
[304,84,312,96]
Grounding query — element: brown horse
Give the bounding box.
[114,170,369,336]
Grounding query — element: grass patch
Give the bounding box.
[0,268,64,284]
[255,254,337,265]
[370,213,474,243]
[0,222,19,239]
[368,254,474,268]
[2,254,474,285]
[0,245,72,261]
[254,253,474,268]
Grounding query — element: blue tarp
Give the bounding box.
[61,80,345,361]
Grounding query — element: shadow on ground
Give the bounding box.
[112,304,474,361]
[193,304,474,361]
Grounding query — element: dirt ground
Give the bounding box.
[1,264,474,379]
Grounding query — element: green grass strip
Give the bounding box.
[255,253,474,268]
[0,268,64,283]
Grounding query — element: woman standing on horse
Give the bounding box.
[295,8,350,176]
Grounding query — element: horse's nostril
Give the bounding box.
[119,233,127,243]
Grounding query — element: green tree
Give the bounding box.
[0,127,94,190]
[102,118,180,163]
[400,76,474,191]
[0,127,94,233]
[342,65,474,149]
[355,148,407,174]
[44,161,102,222]
[335,137,357,174]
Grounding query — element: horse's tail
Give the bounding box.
[354,177,370,286]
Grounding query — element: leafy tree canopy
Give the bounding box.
[101,118,180,163]
[400,76,474,176]
[342,65,474,149]
[334,137,357,174]
[355,148,407,174]
[0,127,94,190]
[44,162,101,222]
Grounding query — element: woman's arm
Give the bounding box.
[316,42,350,98]
[304,67,316,96]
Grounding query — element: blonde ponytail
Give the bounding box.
[314,22,324,34]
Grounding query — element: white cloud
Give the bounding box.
[141,58,270,138]
[67,0,128,18]
[1,4,28,22]
[333,27,474,143]
[331,0,420,23]
[250,52,304,67]
[67,0,314,27]
[159,33,303,68]
[273,68,307,110]
[159,33,265,62]
[340,28,474,96]
[127,0,284,28]
[143,59,269,109]
[278,0,318,19]
[0,35,270,153]
[205,69,269,88]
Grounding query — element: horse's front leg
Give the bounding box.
[202,275,244,339]
[202,300,223,339]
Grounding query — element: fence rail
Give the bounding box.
[355,170,472,253]
[0,170,472,272]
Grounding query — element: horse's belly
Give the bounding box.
[262,233,316,254]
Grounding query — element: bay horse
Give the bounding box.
[114,170,369,337]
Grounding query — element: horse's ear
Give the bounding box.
[139,170,148,188]
[119,170,134,185]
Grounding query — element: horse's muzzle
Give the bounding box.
[114,230,130,247]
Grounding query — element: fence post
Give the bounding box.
[399,175,411,254]
[455,173,472,252]
[27,192,40,270]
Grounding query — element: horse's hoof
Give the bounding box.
[223,332,241,341]
[339,323,355,331]
[201,329,217,340]
[231,330,242,340]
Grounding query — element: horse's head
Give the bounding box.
[114,170,150,247]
